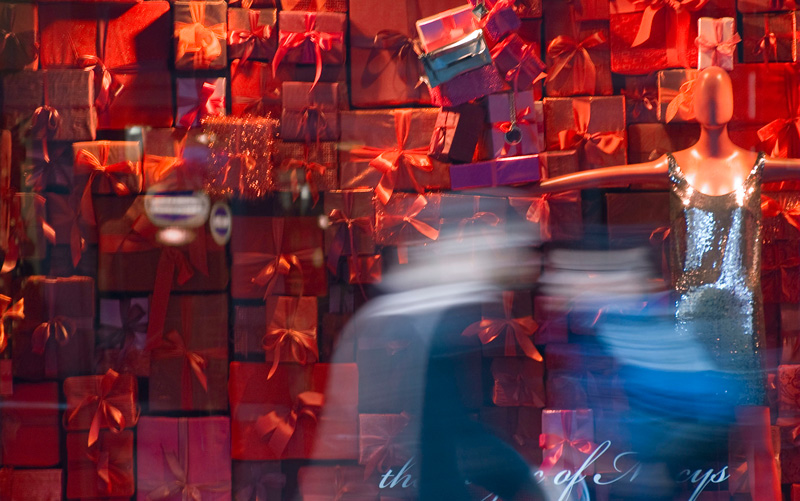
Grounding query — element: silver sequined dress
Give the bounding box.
[667,152,767,406]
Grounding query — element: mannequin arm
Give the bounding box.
[763,157,800,183]
[530,158,669,195]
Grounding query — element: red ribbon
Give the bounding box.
[279,150,328,204]
[753,15,799,63]
[85,440,131,496]
[228,9,273,65]
[664,76,696,123]
[255,390,323,457]
[539,412,595,472]
[546,31,607,95]
[272,12,344,89]
[326,191,374,273]
[262,298,318,379]
[348,110,433,205]
[762,194,800,232]
[2,191,54,273]
[360,412,411,478]
[74,145,140,227]
[462,291,542,361]
[30,73,60,165]
[32,316,75,355]
[65,369,130,447]
[0,4,39,69]
[377,194,440,242]
[758,72,800,157]
[621,83,657,120]
[649,226,671,280]
[694,18,740,68]
[0,295,23,355]
[630,0,709,67]
[372,30,424,85]
[175,1,226,69]
[494,369,546,407]
[556,98,624,167]
[519,192,581,240]
[179,80,225,128]
[44,193,86,268]
[231,61,282,114]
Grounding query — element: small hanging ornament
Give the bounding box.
[504,92,522,145]
[472,0,489,20]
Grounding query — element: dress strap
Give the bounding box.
[666,152,684,186]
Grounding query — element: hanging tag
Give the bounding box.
[504,124,523,145]
[0,359,12,396]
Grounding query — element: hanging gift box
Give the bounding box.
[65,430,134,499]
[478,91,544,160]
[742,11,800,63]
[229,362,359,460]
[280,82,340,142]
[227,8,277,63]
[0,3,38,71]
[273,11,346,88]
[428,102,486,164]
[175,77,226,129]
[0,383,60,466]
[174,0,227,70]
[0,469,61,501]
[696,17,740,70]
[231,60,282,118]
[137,416,231,499]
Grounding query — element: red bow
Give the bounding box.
[255,390,323,457]
[377,195,440,242]
[179,80,224,128]
[29,74,60,164]
[762,194,800,232]
[228,9,274,64]
[86,442,132,496]
[462,291,541,360]
[630,0,709,67]
[621,83,657,120]
[32,316,74,355]
[174,1,226,69]
[556,98,624,167]
[758,72,800,158]
[492,36,547,92]
[546,31,607,95]
[326,192,374,273]
[360,413,412,478]
[539,412,595,472]
[0,295,23,355]
[65,369,131,447]
[518,192,581,241]
[262,298,319,379]
[279,155,328,204]
[694,18,740,68]
[74,145,140,226]
[272,12,344,89]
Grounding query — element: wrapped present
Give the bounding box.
[141,150,206,193]
[149,294,228,412]
[622,74,658,125]
[544,344,589,409]
[233,297,319,375]
[479,91,543,160]
[479,406,543,465]
[22,141,73,193]
[231,60,282,117]
[738,0,797,12]
[174,0,227,70]
[742,11,799,63]
[339,109,450,203]
[540,408,595,474]
[38,2,173,129]
[282,0,348,11]
[137,416,231,500]
[297,465,380,499]
[696,17,739,70]
[0,383,60,466]
[429,103,486,165]
[273,11,346,87]
[426,47,506,107]
[231,216,326,299]
[72,141,142,216]
[533,295,569,345]
[449,154,540,189]
[0,4,38,71]
[781,420,800,484]
[627,123,701,163]
[437,192,509,251]
[228,8,277,63]
[375,193,441,247]
[728,408,781,497]
[175,77,226,128]
[0,468,61,501]
[13,276,94,380]
[348,255,383,284]
[491,357,546,407]
[1,69,96,144]
[462,291,541,360]
[609,0,735,74]
[774,245,800,303]
[491,33,547,93]
[96,297,150,377]
[229,362,358,460]
[543,0,609,22]
[46,192,97,270]
[752,64,800,157]
[273,141,338,203]
[359,413,418,477]
[762,245,782,303]
[324,189,376,270]
[543,96,626,170]
[203,115,277,198]
[761,191,800,242]
[469,0,523,44]
[63,369,139,446]
[416,5,479,53]
[280,82,340,142]
[233,462,285,501]
[66,431,134,499]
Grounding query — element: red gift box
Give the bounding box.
[375,193,442,247]
[229,362,359,460]
[0,383,60,466]
[609,0,735,74]
[656,68,697,123]
[780,363,800,419]
[231,216,326,299]
[623,74,659,125]
[479,406,543,465]
[742,12,799,63]
[627,123,701,164]
[0,4,38,71]
[63,369,139,447]
[696,16,739,71]
[428,63,507,107]
[273,11,345,87]
[479,91,543,160]
[780,421,800,484]
[273,141,338,203]
[297,465,380,500]
[141,124,206,192]
[137,416,231,500]
[282,0,347,11]
[174,0,227,70]
[280,82,340,142]
[491,33,546,94]
[72,141,142,215]
[437,192,509,238]
[359,413,418,477]
[175,77,226,128]
[46,192,96,270]
[96,297,150,377]
[348,255,383,284]
[323,189,376,269]
[543,96,626,170]
[339,109,450,203]
[491,357,546,407]
[3,192,49,268]
[0,468,61,500]
[228,8,277,63]
[66,430,134,499]
[540,408,595,474]
[13,276,95,380]
[233,461,285,501]
[233,297,319,374]
[761,191,800,242]
[428,103,486,164]
[605,191,670,246]
[39,2,173,129]
[783,305,800,363]
[231,60,282,117]
[149,294,228,412]
[738,0,797,11]
[22,141,74,193]
[462,290,542,360]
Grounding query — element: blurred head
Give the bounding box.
[693,67,734,127]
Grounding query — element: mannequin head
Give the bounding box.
[693,67,734,127]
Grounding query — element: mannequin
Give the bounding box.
[531,66,793,500]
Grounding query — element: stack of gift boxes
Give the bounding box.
[2,0,800,498]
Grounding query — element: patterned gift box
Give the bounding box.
[63,369,139,446]
[149,294,228,413]
[462,290,541,360]
[274,11,346,80]
[231,60,282,118]
[95,297,150,377]
[323,189,376,267]
[175,77,226,128]
[227,8,277,62]
[358,413,418,477]
[13,276,95,380]
[627,123,701,163]
[540,408,595,474]
[0,468,61,500]
[233,462,285,501]
[339,109,450,203]
[174,0,227,70]
[0,383,60,466]
[137,416,231,501]
[38,2,173,129]
[66,430,134,499]
[742,11,799,63]
[229,362,359,460]
[231,216,326,299]
[0,4,38,71]
[479,91,544,160]
[280,82,340,142]
[273,141,338,203]
[491,357,546,407]
[543,96,627,170]
[696,17,739,70]
[297,465,380,500]
[449,154,540,190]
[428,103,486,164]
[478,406,543,465]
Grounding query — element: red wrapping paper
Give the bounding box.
[38,2,173,129]
[174,0,227,70]
[0,468,61,501]
[479,91,544,160]
[463,290,541,360]
[605,192,670,244]
[428,102,486,164]
[773,244,800,303]
[783,306,800,363]
[540,408,595,474]
[66,430,134,499]
[323,189,376,268]
[761,190,800,242]
[229,362,359,460]
[274,11,345,85]
[348,255,383,284]
[72,141,142,206]
[22,141,73,193]
[232,462,285,501]
[297,465,380,500]
[0,383,60,466]
[491,357,546,407]
[478,406,543,465]
[231,216,326,299]
[609,0,735,74]
[13,276,94,380]
[656,68,697,123]
[742,12,799,63]
[780,422,800,484]
[627,123,701,163]
[175,77,226,128]
[339,109,450,202]
[233,297,319,375]
[358,413,418,477]
[231,60,282,117]
[543,96,627,170]
[228,8,277,62]
[137,416,231,501]
[280,82,340,142]
[762,245,782,303]
[149,294,228,412]
[63,370,139,447]
[141,128,206,192]
[375,193,441,247]
[96,297,150,377]
[273,141,338,202]
[0,4,38,71]
[45,192,96,270]
[428,63,507,107]
[3,192,50,267]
